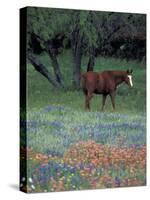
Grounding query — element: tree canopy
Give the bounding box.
[26,7,146,88]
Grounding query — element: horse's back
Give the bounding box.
[81,71,99,91]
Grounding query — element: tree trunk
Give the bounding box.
[47,46,64,87]
[72,45,82,89]
[71,28,82,89]
[28,53,59,87]
[87,46,95,72]
[87,56,95,72]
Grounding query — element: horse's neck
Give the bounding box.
[114,75,124,86]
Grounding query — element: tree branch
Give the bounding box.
[28,53,60,87]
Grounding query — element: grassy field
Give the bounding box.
[27,50,146,114]
[20,51,146,193]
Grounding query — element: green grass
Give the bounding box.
[27,50,146,115]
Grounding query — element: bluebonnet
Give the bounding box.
[115,177,121,187]
[44,105,65,112]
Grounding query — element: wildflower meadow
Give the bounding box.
[20,51,146,193]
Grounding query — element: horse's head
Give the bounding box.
[125,69,133,88]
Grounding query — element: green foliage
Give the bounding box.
[26,7,146,90]
[27,7,70,48]
[27,8,102,52]
[79,11,88,26]
[27,7,146,60]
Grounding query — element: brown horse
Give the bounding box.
[81,69,133,111]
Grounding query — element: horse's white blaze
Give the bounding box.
[128,75,133,87]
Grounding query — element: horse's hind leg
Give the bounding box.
[101,94,107,111]
[83,89,88,110]
[85,92,93,110]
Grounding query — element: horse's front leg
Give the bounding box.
[109,92,116,111]
[101,94,107,111]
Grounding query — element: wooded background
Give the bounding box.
[27,7,146,89]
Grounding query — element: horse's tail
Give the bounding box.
[80,73,87,88]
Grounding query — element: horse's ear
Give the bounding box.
[126,69,129,74]
[130,69,133,74]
